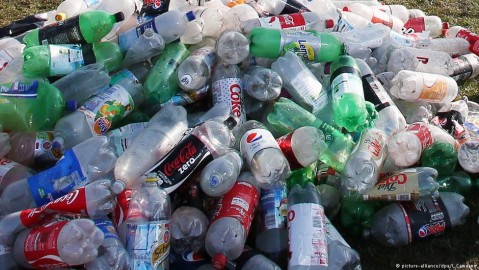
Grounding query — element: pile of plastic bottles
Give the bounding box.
[0,0,478,268]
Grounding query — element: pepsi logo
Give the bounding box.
[246,133,262,143]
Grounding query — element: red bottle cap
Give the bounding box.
[325,19,335,29]
[442,22,450,36]
[212,254,227,270]
[343,6,351,12]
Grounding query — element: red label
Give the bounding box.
[211,181,260,234]
[230,84,243,119]
[455,29,479,55]
[20,188,87,228]
[402,17,426,34]
[24,220,69,269]
[276,132,303,170]
[164,140,197,177]
[112,189,133,229]
[406,123,433,150]
[278,13,307,29]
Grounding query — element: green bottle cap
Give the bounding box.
[249,28,281,59]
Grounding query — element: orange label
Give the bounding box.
[371,10,393,28]
[418,78,448,102]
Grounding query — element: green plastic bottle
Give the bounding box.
[437,170,473,199]
[329,55,378,132]
[340,198,377,237]
[0,81,69,132]
[421,141,457,177]
[249,28,343,62]
[267,97,354,173]
[23,10,124,47]
[286,166,316,190]
[142,42,190,116]
[22,42,123,78]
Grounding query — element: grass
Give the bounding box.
[1,1,479,270]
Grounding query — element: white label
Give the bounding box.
[83,0,101,7]
[49,45,85,75]
[332,73,364,99]
[290,69,328,113]
[288,203,328,267]
[240,129,280,166]
[354,129,387,163]
[0,158,18,185]
[0,243,11,255]
[79,84,135,135]
[0,50,13,73]
[212,78,246,124]
[108,122,148,155]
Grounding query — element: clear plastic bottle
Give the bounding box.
[395,99,434,124]
[235,120,291,189]
[183,2,229,38]
[389,70,458,104]
[387,47,454,75]
[458,138,479,173]
[170,206,209,255]
[215,30,249,65]
[364,192,469,247]
[343,3,404,33]
[0,41,25,85]
[371,4,409,23]
[6,131,63,167]
[124,173,171,269]
[449,54,479,82]
[402,16,444,38]
[222,3,259,33]
[199,149,243,197]
[242,66,282,102]
[335,10,371,32]
[444,25,479,55]
[415,37,470,57]
[177,46,217,92]
[205,171,260,269]
[0,158,33,196]
[122,28,165,68]
[50,0,104,22]
[324,216,362,270]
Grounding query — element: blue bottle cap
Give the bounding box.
[65,100,78,111]
[185,11,196,22]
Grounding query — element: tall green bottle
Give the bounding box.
[0,81,70,131]
[22,42,123,78]
[23,10,124,47]
[142,42,190,115]
[249,28,343,62]
[329,55,378,132]
[267,97,354,173]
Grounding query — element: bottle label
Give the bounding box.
[240,128,280,166]
[276,132,303,169]
[49,44,95,75]
[287,203,328,267]
[107,122,148,156]
[119,19,158,52]
[162,85,210,107]
[94,218,121,240]
[0,49,13,73]
[83,0,101,7]
[363,169,420,201]
[335,15,356,33]
[289,69,328,113]
[180,46,216,88]
[282,31,321,61]
[417,75,449,102]
[363,74,394,111]
[398,196,452,243]
[38,15,85,45]
[0,158,18,186]
[353,129,387,162]
[34,132,64,163]
[110,69,140,86]
[24,220,69,269]
[112,189,133,229]
[402,17,426,35]
[79,84,135,136]
[149,134,213,194]
[212,78,246,124]
[27,149,86,207]
[389,30,416,47]
[0,243,11,255]
[451,54,479,81]
[211,180,260,234]
[406,123,434,150]
[142,0,169,13]
[258,13,307,30]
[260,186,288,231]
[20,187,87,227]
[332,73,364,100]
[125,221,170,270]
[0,80,38,98]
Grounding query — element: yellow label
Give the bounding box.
[418,78,448,102]
[363,169,420,201]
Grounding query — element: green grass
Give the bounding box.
[1,1,479,269]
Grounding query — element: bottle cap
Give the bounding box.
[325,19,335,29]
[113,12,125,23]
[65,100,78,111]
[442,22,450,36]
[55,12,67,21]
[212,253,227,270]
[185,11,196,22]
[249,28,282,59]
[145,172,159,182]
[223,115,239,130]
[343,6,351,12]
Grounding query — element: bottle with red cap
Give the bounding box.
[402,16,447,38]
[444,25,479,56]
[205,171,260,270]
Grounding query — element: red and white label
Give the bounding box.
[276,132,303,169]
[402,17,426,34]
[406,123,434,150]
[288,203,328,267]
[355,129,386,162]
[112,189,133,229]
[20,188,87,228]
[240,128,280,166]
[455,29,479,55]
[0,158,18,186]
[212,78,246,124]
[211,180,259,234]
[24,220,69,269]
[258,13,307,30]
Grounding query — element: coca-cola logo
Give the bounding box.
[25,189,82,220]
[381,173,407,186]
[163,141,197,177]
[229,84,242,118]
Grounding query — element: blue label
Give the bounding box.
[0,81,38,98]
[260,185,288,231]
[94,218,121,240]
[28,149,86,206]
[465,122,479,136]
[118,19,158,52]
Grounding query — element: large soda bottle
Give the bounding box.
[0,136,117,215]
[13,219,105,268]
[287,182,328,269]
[444,25,479,55]
[22,42,123,77]
[53,69,143,149]
[177,46,217,92]
[170,206,209,255]
[114,104,188,191]
[364,192,470,247]
[356,58,406,136]
[199,149,243,197]
[205,171,260,269]
[0,81,68,132]
[23,10,124,47]
[124,173,171,269]
[387,47,453,75]
[235,120,291,189]
[343,3,404,32]
[402,16,445,38]
[329,55,378,132]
